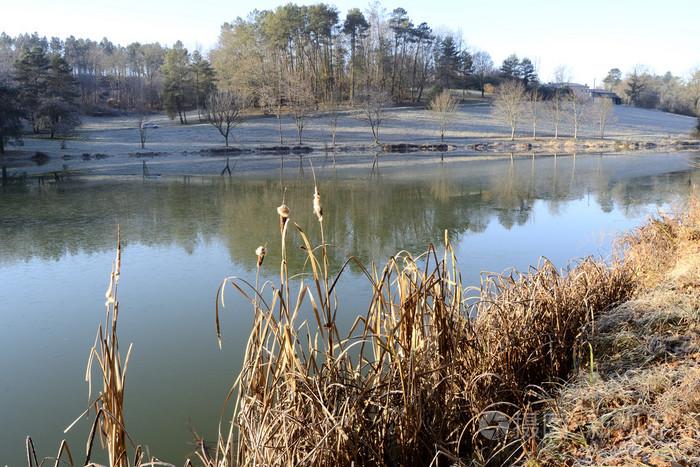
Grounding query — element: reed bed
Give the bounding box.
[209,178,634,466]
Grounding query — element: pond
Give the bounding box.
[1,152,698,464]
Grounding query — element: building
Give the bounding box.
[547,82,622,104]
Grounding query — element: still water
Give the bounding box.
[1,152,698,464]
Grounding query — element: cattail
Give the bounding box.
[277,204,290,232]
[255,245,266,267]
[313,186,323,222]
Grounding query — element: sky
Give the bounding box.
[3,0,699,85]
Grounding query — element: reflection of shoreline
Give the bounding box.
[1,153,697,268]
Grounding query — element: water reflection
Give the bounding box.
[1,153,698,269]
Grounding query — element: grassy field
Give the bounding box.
[1,98,697,177]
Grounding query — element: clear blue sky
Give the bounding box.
[4,0,699,85]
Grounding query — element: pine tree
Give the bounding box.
[519,58,538,88]
[625,69,645,106]
[436,36,460,89]
[0,81,24,153]
[343,8,370,105]
[14,46,49,132]
[190,50,216,121]
[500,54,520,80]
[162,41,192,124]
[39,55,80,138]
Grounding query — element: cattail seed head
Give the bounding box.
[255,245,266,267]
[277,204,290,231]
[277,204,290,218]
[313,186,323,222]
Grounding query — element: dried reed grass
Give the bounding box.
[211,176,634,465]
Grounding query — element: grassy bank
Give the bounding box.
[26,189,699,465]
[537,200,700,466]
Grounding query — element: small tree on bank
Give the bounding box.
[493,79,526,140]
[360,86,391,145]
[138,116,148,149]
[428,89,457,142]
[569,90,591,140]
[288,72,315,145]
[547,89,565,139]
[324,86,341,148]
[206,90,244,147]
[528,88,541,140]
[592,97,615,139]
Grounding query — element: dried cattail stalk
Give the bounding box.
[255,246,266,267]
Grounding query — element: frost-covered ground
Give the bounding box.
[2,100,696,176]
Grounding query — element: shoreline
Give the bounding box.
[2,140,699,181]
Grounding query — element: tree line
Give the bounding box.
[603,66,700,117]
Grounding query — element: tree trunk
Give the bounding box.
[277,115,283,144]
[0,138,4,154]
[225,134,229,147]
[350,35,356,106]
[510,125,515,141]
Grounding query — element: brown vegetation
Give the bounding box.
[537,198,700,466]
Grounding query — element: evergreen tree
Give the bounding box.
[343,8,370,104]
[162,41,192,124]
[14,46,49,132]
[459,49,473,92]
[625,68,645,106]
[603,68,622,91]
[519,57,538,88]
[0,81,24,153]
[500,54,520,80]
[436,36,460,89]
[190,50,216,121]
[39,55,80,138]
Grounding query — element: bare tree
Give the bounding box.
[206,90,244,147]
[472,50,494,98]
[287,72,315,145]
[592,97,616,139]
[138,116,147,149]
[324,86,341,148]
[360,86,391,145]
[528,88,541,140]
[569,90,591,140]
[428,89,458,142]
[258,64,286,144]
[493,80,526,140]
[547,90,566,139]
[553,65,571,84]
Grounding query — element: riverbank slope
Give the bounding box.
[538,200,700,465]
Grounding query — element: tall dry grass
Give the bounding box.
[26,231,168,467]
[210,176,634,465]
